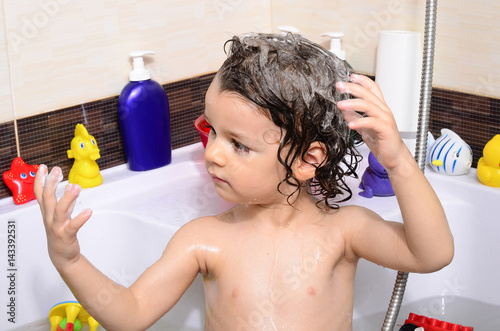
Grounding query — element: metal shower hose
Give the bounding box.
[380,0,438,330]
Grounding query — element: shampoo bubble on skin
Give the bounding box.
[118,51,172,171]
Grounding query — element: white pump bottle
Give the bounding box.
[320,32,346,61]
[129,51,155,81]
[278,25,300,35]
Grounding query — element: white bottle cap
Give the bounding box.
[320,32,346,60]
[129,51,155,81]
[278,25,300,34]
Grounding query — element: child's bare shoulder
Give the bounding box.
[172,211,238,245]
[324,204,381,220]
[338,204,382,217]
[164,216,223,265]
[323,204,385,231]
[175,214,222,237]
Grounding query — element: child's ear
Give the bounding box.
[293,142,327,182]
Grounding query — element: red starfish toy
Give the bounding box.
[2,157,40,205]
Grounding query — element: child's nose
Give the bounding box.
[205,139,226,166]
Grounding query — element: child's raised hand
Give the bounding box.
[34,165,92,271]
[336,74,408,173]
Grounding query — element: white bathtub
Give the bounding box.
[0,143,499,330]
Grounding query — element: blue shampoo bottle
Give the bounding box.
[118,51,171,171]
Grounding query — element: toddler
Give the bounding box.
[35,33,453,331]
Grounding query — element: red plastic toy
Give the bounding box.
[194,114,210,148]
[404,313,474,331]
[2,157,40,205]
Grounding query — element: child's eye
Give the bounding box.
[232,139,249,153]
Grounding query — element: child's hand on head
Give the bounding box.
[336,74,407,172]
[34,165,92,271]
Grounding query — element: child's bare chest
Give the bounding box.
[201,226,356,329]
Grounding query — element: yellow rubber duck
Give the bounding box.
[67,124,103,188]
[477,134,500,187]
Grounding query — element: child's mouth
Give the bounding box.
[211,174,228,184]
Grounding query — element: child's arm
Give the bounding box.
[336,74,454,273]
[34,165,200,330]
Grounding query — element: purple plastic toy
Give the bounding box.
[359,152,394,198]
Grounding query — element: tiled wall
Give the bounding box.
[429,88,500,167]
[0,73,215,200]
[1,71,499,201]
[1,1,499,126]
[1,1,498,202]
[271,0,500,98]
[0,122,18,200]
[0,0,273,123]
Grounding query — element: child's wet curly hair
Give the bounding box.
[215,33,362,209]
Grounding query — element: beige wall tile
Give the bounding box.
[2,0,271,120]
[271,0,500,98]
[0,0,499,124]
[271,0,424,74]
[0,0,14,123]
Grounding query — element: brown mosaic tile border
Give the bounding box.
[0,122,19,200]
[0,71,499,201]
[429,88,500,168]
[17,97,125,180]
[0,72,215,201]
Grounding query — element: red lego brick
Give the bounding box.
[404,313,474,331]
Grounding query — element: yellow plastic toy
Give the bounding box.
[67,124,103,188]
[49,301,99,331]
[477,134,500,187]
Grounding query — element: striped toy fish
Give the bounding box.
[426,129,473,175]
